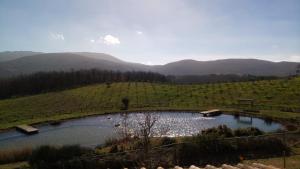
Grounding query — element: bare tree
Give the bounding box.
[120,112,130,140]
[136,113,158,154]
[116,113,169,168]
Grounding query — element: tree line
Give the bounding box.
[0,69,168,99]
[168,74,279,84]
[0,68,284,99]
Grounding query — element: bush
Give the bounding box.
[121,97,130,110]
[178,135,237,165]
[285,124,298,131]
[29,145,91,169]
[109,145,119,153]
[234,127,264,137]
[201,125,234,137]
[161,137,176,146]
[193,135,236,155]
[236,137,290,156]
[201,125,264,137]
[178,134,289,165]
[29,145,137,169]
[104,137,120,147]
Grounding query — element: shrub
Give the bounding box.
[285,124,298,131]
[121,97,130,110]
[178,134,289,165]
[201,125,234,137]
[234,127,264,137]
[177,143,199,165]
[201,125,264,137]
[109,145,119,153]
[29,145,90,169]
[193,135,236,155]
[161,137,176,146]
[97,157,138,169]
[104,137,120,147]
[178,135,237,165]
[236,137,290,156]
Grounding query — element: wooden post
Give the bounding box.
[174,145,178,165]
[283,150,286,169]
[283,132,286,169]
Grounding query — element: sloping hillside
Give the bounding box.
[0,51,299,77]
[0,77,299,129]
[0,53,148,77]
[0,51,43,62]
[154,59,299,76]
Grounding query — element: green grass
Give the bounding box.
[0,77,300,129]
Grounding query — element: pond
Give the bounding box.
[0,112,283,151]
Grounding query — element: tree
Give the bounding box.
[296,64,300,76]
[106,82,111,88]
[121,97,129,110]
[136,113,158,155]
[0,69,168,99]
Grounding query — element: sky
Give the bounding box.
[0,0,299,65]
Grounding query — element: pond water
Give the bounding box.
[0,112,283,151]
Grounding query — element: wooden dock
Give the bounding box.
[200,109,222,117]
[16,125,39,134]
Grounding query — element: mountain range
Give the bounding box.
[0,51,299,77]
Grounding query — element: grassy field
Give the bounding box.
[0,77,300,129]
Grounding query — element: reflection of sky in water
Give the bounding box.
[0,112,282,151]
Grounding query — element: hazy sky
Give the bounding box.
[0,0,299,64]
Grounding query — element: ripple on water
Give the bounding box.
[0,112,283,151]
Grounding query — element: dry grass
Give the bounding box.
[0,148,32,164]
[243,155,300,169]
[0,161,28,169]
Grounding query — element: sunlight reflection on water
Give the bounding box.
[0,112,282,151]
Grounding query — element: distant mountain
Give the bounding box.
[0,53,149,77]
[0,51,298,77]
[153,59,299,76]
[0,51,43,62]
[71,52,124,63]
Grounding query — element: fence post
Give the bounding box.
[283,150,286,169]
[174,144,177,165]
[283,132,286,169]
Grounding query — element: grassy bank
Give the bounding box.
[0,126,298,168]
[0,161,28,169]
[0,77,300,129]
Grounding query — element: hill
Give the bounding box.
[71,52,124,63]
[0,53,149,77]
[0,51,299,77]
[0,51,42,62]
[153,59,299,76]
[0,77,299,129]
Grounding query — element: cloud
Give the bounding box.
[136,31,143,35]
[89,35,120,45]
[142,61,154,65]
[50,32,64,40]
[103,35,120,45]
[288,55,300,62]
